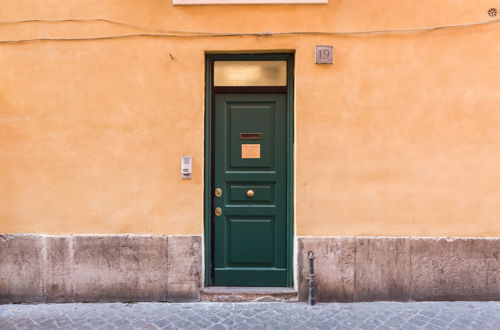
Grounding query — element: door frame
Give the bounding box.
[204,53,294,287]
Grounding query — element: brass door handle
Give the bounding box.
[215,207,222,216]
[246,189,255,198]
[215,188,222,197]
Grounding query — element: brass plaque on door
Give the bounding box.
[241,144,261,159]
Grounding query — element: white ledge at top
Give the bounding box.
[174,0,327,5]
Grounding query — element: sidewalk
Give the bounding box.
[1,301,499,329]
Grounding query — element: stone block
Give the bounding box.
[411,238,487,300]
[44,236,72,302]
[297,237,355,302]
[0,235,43,303]
[72,235,168,302]
[410,237,499,300]
[167,236,201,302]
[299,236,500,302]
[0,234,203,303]
[354,237,411,301]
[486,257,500,300]
[136,236,170,302]
[485,239,500,300]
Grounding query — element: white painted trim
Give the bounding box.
[174,0,327,5]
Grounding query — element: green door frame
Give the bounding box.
[204,53,294,287]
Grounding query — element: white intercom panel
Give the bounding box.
[181,156,192,179]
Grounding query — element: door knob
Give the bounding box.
[215,188,222,197]
[246,189,255,198]
[215,207,222,216]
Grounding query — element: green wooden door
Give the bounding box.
[213,93,288,286]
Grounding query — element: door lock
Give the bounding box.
[215,207,222,216]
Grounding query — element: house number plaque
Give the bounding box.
[315,45,333,64]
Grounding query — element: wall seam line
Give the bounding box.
[409,235,412,301]
[165,236,169,302]
[353,236,357,302]
[40,235,47,303]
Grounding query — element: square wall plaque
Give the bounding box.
[315,45,333,64]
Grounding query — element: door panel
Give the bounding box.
[213,93,288,286]
[228,183,274,204]
[228,217,274,265]
[228,105,274,169]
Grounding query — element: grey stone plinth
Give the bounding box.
[298,236,500,302]
[298,237,355,302]
[410,237,500,300]
[72,235,170,302]
[3,234,500,303]
[167,236,202,302]
[0,235,43,303]
[354,237,410,301]
[0,234,201,303]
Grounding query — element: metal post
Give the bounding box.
[307,251,316,306]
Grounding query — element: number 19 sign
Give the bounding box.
[315,45,333,64]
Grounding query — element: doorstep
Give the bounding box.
[201,287,298,302]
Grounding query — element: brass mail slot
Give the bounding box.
[240,133,262,140]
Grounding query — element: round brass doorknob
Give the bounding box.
[246,189,255,198]
[215,207,222,216]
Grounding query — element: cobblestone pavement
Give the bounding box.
[1,301,500,330]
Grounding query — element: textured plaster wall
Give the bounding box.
[0,0,499,235]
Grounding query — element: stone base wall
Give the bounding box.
[3,235,500,303]
[298,237,500,302]
[0,235,201,303]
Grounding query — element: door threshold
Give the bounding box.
[201,287,297,302]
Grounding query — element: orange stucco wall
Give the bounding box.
[1,1,499,236]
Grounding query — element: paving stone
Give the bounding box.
[1,301,500,329]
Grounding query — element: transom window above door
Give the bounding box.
[214,61,287,87]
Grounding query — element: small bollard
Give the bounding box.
[307,251,316,306]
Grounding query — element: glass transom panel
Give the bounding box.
[214,61,287,86]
